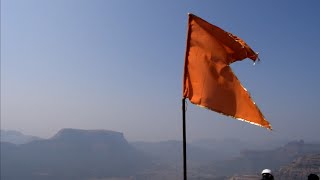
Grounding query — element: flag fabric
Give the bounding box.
[183,14,271,130]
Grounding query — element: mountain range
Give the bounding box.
[1,130,41,144]
[1,129,319,179]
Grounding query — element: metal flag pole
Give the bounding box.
[182,98,187,180]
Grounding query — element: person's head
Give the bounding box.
[308,174,319,180]
[261,169,274,180]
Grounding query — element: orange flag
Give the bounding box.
[183,14,271,129]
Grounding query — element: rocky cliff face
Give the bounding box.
[193,140,320,178]
[227,150,320,180]
[276,153,320,180]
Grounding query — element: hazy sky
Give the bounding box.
[1,0,320,142]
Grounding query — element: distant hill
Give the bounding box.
[1,128,151,180]
[0,130,41,144]
[132,140,227,165]
[191,138,289,154]
[132,138,290,166]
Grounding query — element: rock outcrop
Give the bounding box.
[276,153,320,180]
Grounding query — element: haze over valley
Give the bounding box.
[1,129,319,180]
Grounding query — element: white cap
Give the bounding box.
[261,169,272,174]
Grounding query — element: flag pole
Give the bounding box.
[182,98,187,180]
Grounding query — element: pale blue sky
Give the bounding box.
[1,0,320,142]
